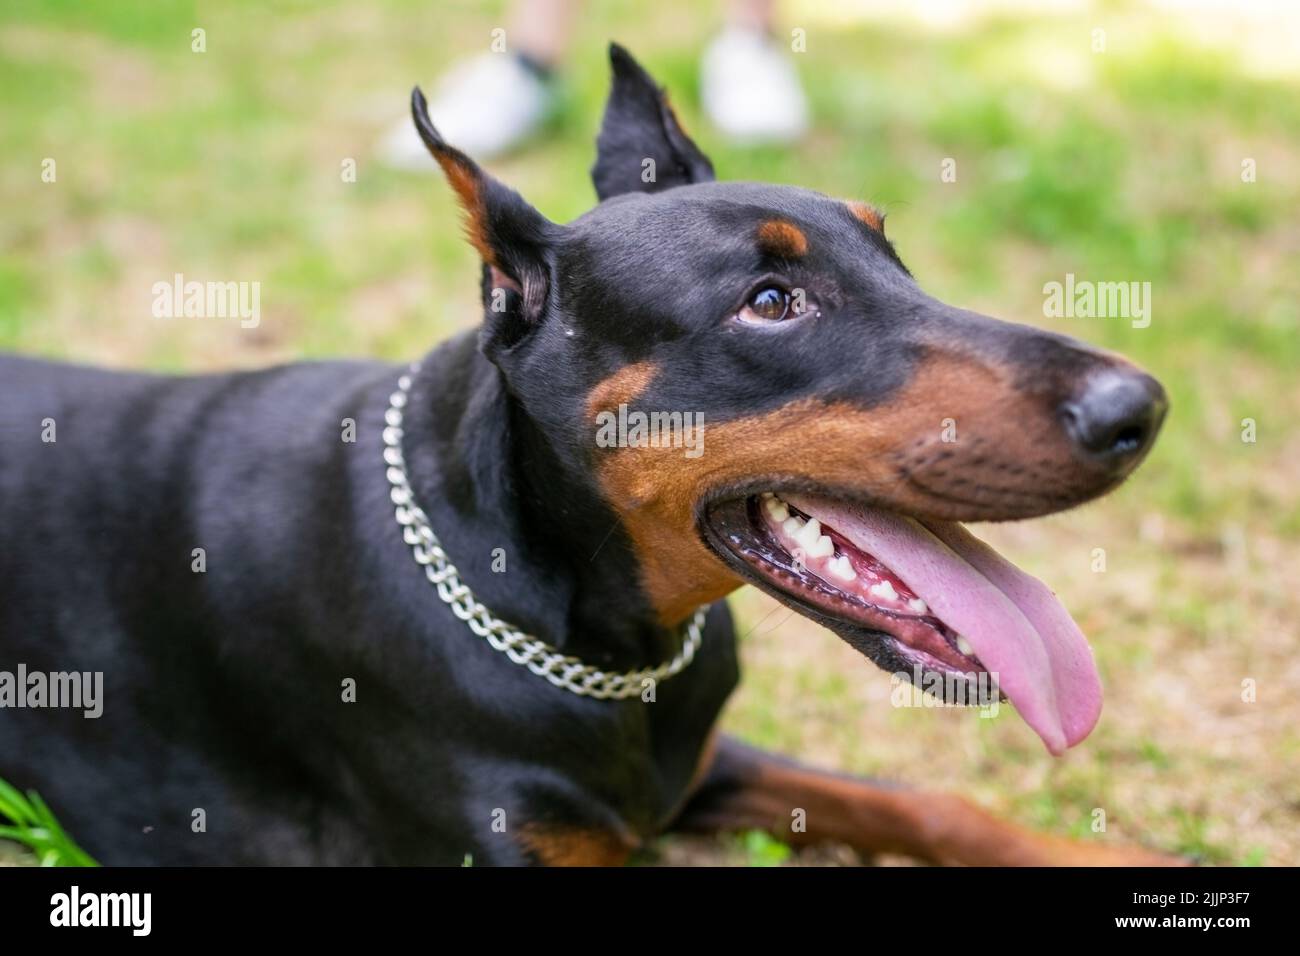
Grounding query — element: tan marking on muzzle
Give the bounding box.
[593,354,1058,624]
[585,360,660,421]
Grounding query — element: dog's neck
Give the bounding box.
[399,331,688,666]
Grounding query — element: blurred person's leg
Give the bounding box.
[701,0,809,143]
[378,0,576,168]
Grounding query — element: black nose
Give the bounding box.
[1060,367,1167,470]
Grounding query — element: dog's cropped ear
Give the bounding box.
[411,87,556,355]
[591,43,715,201]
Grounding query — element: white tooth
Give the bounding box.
[806,534,833,559]
[765,499,789,522]
[828,555,857,581]
[796,518,822,549]
[956,635,974,656]
[869,580,898,602]
[761,492,775,500]
[782,516,805,537]
[908,598,929,614]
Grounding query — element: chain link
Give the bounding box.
[384,364,706,700]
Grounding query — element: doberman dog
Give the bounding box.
[0,45,1174,866]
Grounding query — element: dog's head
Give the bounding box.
[411,44,1167,755]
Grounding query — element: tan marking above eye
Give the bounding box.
[848,201,885,233]
[756,219,808,259]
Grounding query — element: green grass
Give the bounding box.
[735,830,795,867]
[0,776,98,867]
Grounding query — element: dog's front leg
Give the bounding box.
[669,735,1184,866]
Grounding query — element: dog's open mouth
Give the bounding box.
[702,491,1103,755]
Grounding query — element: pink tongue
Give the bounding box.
[785,496,1102,755]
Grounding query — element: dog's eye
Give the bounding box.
[742,286,791,323]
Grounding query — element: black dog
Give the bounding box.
[0,45,1174,865]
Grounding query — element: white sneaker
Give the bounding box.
[701,27,809,143]
[378,53,554,168]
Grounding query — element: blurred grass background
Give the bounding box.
[1,0,1297,865]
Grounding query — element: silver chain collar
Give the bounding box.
[383,364,707,700]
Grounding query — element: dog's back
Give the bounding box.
[0,354,402,863]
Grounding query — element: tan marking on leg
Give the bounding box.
[517,823,637,867]
[674,739,1187,866]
